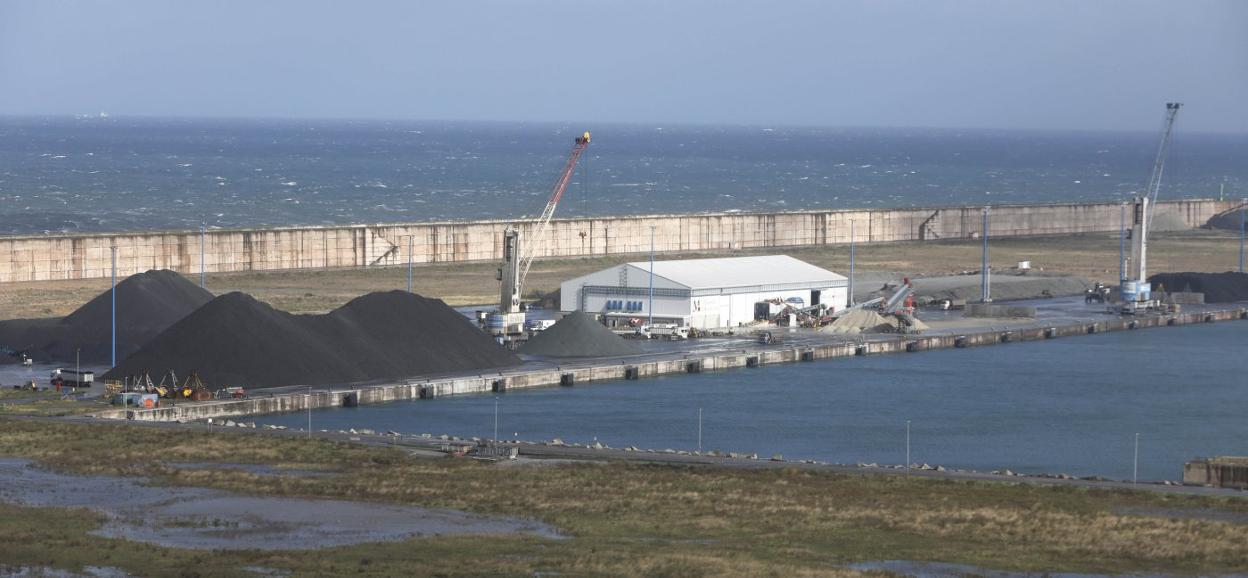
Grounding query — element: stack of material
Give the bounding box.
[0,270,213,364]
[104,291,520,388]
[1148,272,1248,304]
[820,309,927,334]
[519,312,642,357]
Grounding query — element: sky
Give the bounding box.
[1,0,1245,132]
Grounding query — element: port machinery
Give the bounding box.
[489,131,591,342]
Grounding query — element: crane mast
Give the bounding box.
[491,132,590,341]
[1123,103,1181,312]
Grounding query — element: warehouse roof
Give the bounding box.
[625,255,845,290]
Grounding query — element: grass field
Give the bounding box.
[1,418,1246,577]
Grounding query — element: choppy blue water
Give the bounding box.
[3,117,1245,235]
[257,322,1248,481]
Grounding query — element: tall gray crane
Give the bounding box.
[1124,102,1181,311]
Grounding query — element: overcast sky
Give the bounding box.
[2,0,1245,132]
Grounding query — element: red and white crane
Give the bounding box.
[491,131,591,339]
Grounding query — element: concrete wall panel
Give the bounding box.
[0,199,1233,283]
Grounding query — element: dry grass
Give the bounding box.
[1,418,1247,576]
[0,230,1241,318]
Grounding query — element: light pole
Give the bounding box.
[848,219,856,307]
[75,348,80,394]
[407,235,414,293]
[1133,432,1140,484]
[981,207,991,303]
[493,396,499,442]
[905,420,911,478]
[200,221,207,288]
[648,225,656,328]
[307,386,313,438]
[110,245,117,368]
[697,407,703,453]
[1239,200,1245,274]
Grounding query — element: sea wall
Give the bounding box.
[0,199,1234,284]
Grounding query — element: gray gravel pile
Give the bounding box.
[519,312,642,358]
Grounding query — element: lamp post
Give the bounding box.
[905,420,911,478]
[110,245,117,368]
[307,386,313,438]
[200,221,206,288]
[981,207,991,303]
[848,219,856,307]
[1133,432,1140,484]
[407,235,415,293]
[494,396,499,442]
[697,407,703,453]
[648,225,656,328]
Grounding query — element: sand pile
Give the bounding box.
[0,270,213,364]
[820,309,928,334]
[104,291,520,388]
[519,312,642,357]
[1148,272,1248,303]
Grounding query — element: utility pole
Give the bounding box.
[697,407,703,453]
[848,220,856,307]
[1240,200,1245,274]
[407,235,414,293]
[200,222,206,288]
[110,245,117,368]
[648,225,656,328]
[494,397,499,442]
[1133,432,1140,484]
[307,386,312,438]
[980,207,991,303]
[905,420,911,478]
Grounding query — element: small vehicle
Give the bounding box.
[50,368,93,388]
[638,324,690,340]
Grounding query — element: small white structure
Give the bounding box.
[559,255,849,329]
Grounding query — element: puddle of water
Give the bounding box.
[0,566,130,578]
[845,560,1244,578]
[0,458,560,550]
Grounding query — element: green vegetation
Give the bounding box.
[1,418,1247,577]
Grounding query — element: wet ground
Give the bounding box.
[0,458,560,550]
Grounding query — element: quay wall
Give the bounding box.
[1,199,1237,283]
[101,305,1248,423]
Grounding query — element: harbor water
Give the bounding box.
[256,321,1248,482]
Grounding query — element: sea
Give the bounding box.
[2,116,1246,236]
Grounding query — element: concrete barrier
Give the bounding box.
[1,198,1234,283]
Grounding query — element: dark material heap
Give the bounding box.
[519,311,642,358]
[104,290,520,388]
[1148,272,1248,304]
[0,269,214,364]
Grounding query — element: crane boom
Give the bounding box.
[518,131,590,288]
[1144,102,1182,230]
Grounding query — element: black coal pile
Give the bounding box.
[1205,207,1246,231]
[104,291,520,388]
[1148,272,1248,304]
[0,270,213,364]
[519,312,642,358]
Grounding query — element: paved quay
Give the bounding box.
[94,296,1248,423]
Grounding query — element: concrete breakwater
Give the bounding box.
[1,198,1237,283]
[98,305,1248,423]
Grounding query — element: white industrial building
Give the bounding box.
[559,255,849,329]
